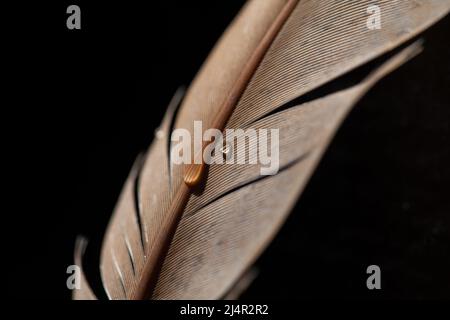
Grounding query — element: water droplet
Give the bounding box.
[220,144,232,161]
[220,145,229,154]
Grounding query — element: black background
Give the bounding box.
[5,1,450,299]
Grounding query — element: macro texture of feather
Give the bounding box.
[73,0,450,300]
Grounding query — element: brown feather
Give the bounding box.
[74,0,450,300]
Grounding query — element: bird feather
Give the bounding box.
[73,0,450,300]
